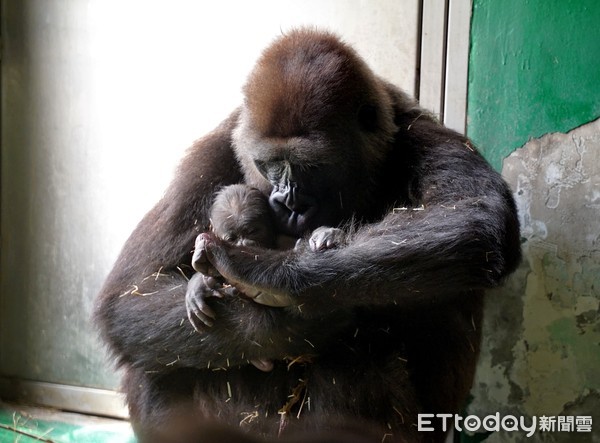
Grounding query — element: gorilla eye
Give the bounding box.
[254,159,286,184]
[358,104,378,132]
[254,160,268,177]
[223,234,236,243]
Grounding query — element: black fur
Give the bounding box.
[95,29,520,443]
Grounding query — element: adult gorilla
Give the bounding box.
[95,29,520,443]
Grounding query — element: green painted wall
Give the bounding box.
[466,2,600,441]
[468,0,600,170]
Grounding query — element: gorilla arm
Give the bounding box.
[200,123,522,315]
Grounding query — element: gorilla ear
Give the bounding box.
[357,104,379,133]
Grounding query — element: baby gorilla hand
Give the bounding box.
[308,227,346,251]
[186,273,221,332]
[187,233,230,332]
[186,270,275,372]
[185,273,237,332]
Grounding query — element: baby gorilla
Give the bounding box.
[186,184,345,368]
[211,184,287,249]
[211,184,341,252]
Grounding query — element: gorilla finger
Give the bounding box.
[192,233,217,273]
[204,276,222,289]
[252,292,295,307]
[197,300,217,321]
[189,307,215,330]
[217,286,239,297]
[199,235,231,271]
[192,250,210,274]
[188,311,211,333]
[186,293,217,322]
[311,236,327,251]
[194,232,211,249]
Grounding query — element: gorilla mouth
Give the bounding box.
[268,186,320,237]
[271,204,318,237]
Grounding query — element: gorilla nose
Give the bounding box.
[272,185,314,214]
[269,186,319,236]
[284,186,310,213]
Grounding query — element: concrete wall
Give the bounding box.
[466,1,600,441]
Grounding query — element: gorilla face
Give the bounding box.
[232,109,384,238]
[230,31,396,238]
[234,95,392,237]
[210,184,276,248]
[254,157,341,236]
[257,102,386,236]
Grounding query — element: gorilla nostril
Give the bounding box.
[274,187,315,214]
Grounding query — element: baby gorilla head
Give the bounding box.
[210,184,276,248]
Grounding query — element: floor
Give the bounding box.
[0,403,135,443]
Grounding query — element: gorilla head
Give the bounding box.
[233,30,396,236]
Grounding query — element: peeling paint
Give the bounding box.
[466,119,600,442]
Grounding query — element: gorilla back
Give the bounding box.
[95,29,520,443]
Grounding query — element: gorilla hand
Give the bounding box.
[202,228,347,309]
[186,260,277,372]
[308,227,346,251]
[185,273,239,332]
[192,232,222,276]
[187,233,241,332]
[199,232,296,308]
[186,273,221,331]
